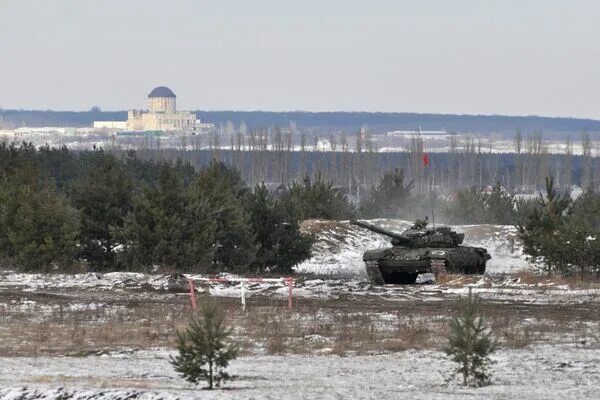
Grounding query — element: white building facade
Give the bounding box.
[126,86,196,132]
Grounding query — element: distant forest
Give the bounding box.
[2,109,600,138]
[118,147,600,196]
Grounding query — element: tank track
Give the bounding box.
[430,259,447,274]
[366,255,485,285]
[446,253,485,274]
[365,260,385,285]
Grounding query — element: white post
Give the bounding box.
[241,281,246,311]
[287,278,293,311]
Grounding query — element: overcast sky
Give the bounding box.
[0,0,599,118]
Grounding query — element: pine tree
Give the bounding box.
[70,151,133,270]
[117,165,215,272]
[360,169,414,218]
[564,192,600,275]
[483,183,516,225]
[189,162,256,273]
[247,184,313,273]
[170,301,239,389]
[283,174,355,221]
[445,289,496,386]
[518,179,600,276]
[0,165,79,271]
[444,183,515,225]
[518,177,574,274]
[444,187,486,224]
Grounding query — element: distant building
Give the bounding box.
[386,129,448,140]
[196,121,217,133]
[14,127,70,135]
[93,121,127,130]
[316,139,332,151]
[126,86,196,132]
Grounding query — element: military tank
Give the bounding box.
[351,219,491,285]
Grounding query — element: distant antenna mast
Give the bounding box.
[422,148,434,227]
[431,193,435,227]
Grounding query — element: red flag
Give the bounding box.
[422,153,429,167]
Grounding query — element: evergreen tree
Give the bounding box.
[117,165,215,271]
[518,178,600,275]
[564,192,600,275]
[283,174,355,221]
[247,184,313,273]
[444,183,515,225]
[444,187,487,224]
[517,177,571,273]
[122,151,164,185]
[70,151,133,270]
[189,162,256,273]
[37,145,79,191]
[360,169,414,218]
[170,301,239,389]
[445,289,496,386]
[483,183,516,225]
[0,166,79,271]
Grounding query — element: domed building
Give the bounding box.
[148,86,176,114]
[126,86,196,132]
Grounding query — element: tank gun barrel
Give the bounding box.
[350,220,405,241]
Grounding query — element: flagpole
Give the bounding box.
[422,152,434,227]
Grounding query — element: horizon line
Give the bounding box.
[1,108,600,122]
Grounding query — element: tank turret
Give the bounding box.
[350,220,406,242]
[351,219,491,285]
[351,219,465,248]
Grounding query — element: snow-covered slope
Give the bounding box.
[295,219,529,277]
[294,220,391,278]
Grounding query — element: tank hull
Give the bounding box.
[363,246,490,285]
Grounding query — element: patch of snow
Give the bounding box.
[1,345,600,399]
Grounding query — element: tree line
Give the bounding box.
[120,130,599,201]
[0,143,320,273]
[1,142,597,276]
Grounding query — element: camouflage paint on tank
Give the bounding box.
[352,219,491,285]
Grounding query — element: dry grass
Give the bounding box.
[515,271,570,286]
[1,290,599,357]
[435,273,486,287]
[300,219,351,236]
[395,316,432,349]
[514,271,600,289]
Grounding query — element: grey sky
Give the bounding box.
[1,0,599,118]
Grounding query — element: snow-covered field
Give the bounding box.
[2,344,600,400]
[1,220,599,399]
